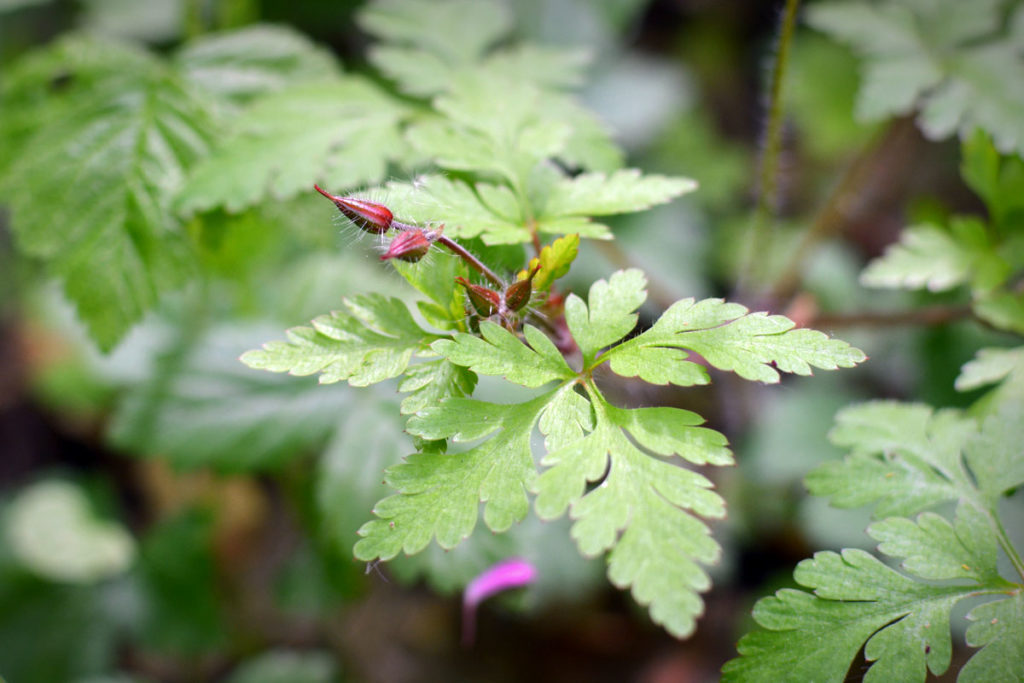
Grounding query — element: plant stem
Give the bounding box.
[993,513,1024,582]
[739,0,801,295]
[435,234,505,288]
[769,117,915,303]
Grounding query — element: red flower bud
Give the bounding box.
[381,228,432,263]
[314,184,393,233]
[455,277,501,318]
[504,264,540,313]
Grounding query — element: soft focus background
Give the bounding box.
[0,0,1018,681]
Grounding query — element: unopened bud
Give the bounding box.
[504,264,540,313]
[381,228,432,263]
[455,277,501,318]
[314,184,393,233]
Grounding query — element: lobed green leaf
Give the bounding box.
[175,24,339,105]
[808,0,1024,156]
[353,389,564,559]
[434,322,575,388]
[240,295,433,386]
[604,296,866,384]
[0,38,217,350]
[177,78,409,215]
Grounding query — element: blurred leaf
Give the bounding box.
[956,346,1024,394]
[359,0,511,66]
[860,219,1007,292]
[136,508,226,655]
[960,128,1024,228]
[536,169,697,240]
[808,0,1024,156]
[0,37,217,350]
[317,399,407,558]
[5,480,134,583]
[808,402,976,517]
[175,24,339,105]
[0,571,118,683]
[787,33,875,160]
[110,324,354,470]
[80,0,182,43]
[974,290,1024,335]
[176,78,409,215]
[226,650,339,683]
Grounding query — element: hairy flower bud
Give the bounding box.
[381,228,432,263]
[504,264,540,313]
[455,277,501,318]
[313,184,393,233]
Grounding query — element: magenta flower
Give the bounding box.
[462,557,537,646]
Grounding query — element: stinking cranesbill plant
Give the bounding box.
[243,179,867,638]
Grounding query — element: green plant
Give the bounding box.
[3,0,1024,680]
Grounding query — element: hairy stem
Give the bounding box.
[434,234,505,287]
[739,0,801,295]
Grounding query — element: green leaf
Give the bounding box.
[961,593,1024,683]
[974,290,1024,335]
[808,402,977,517]
[722,549,977,682]
[110,324,354,470]
[240,295,434,386]
[353,389,565,560]
[397,359,476,416]
[860,219,1006,292]
[0,39,217,350]
[407,74,570,189]
[226,650,339,683]
[956,346,1024,392]
[603,295,866,384]
[433,322,574,388]
[961,128,1024,228]
[536,169,697,239]
[807,0,1024,156]
[534,391,731,638]
[608,346,709,387]
[378,175,531,245]
[175,24,339,105]
[964,401,1024,500]
[564,268,647,363]
[176,78,409,215]
[389,248,469,326]
[358,0,511,66]
[136,508,227,655]
[867,504,999,582]
[519,234,580,291]
[5,480,135,583]
[0,566,118,682]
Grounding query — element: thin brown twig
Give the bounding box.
[769,116,916,303]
